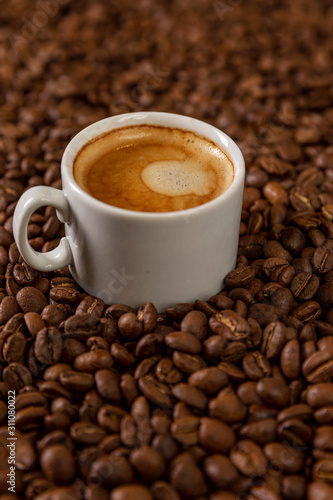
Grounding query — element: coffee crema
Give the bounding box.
[73,125,234,212]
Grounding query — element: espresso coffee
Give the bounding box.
[73,125,234,212]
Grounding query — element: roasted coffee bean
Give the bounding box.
[170,452,207,498]
[111,343,136,366]
[242,351,271,380]
[203,454,239,488]
[34,326,63,365]
[155,357,183,385]
[198,417,235,453]
[172,351,206,373]
[230,439,267,477]
[187,366,228,395]
[16,286,48,313]
[277,418,313,449]
[302,350,333,383]
[291,272,320,300]
[70,421,106,445]
[280,339,301,380]
[172,383,207,410]
[2,362,32,390]
[180,310,208,341]
[61,338,87,365]
[41,304,66,328]
[39,444,75,485]
[59,370,95,392]
[95,369,121,403]
[260,321,286,359]
[137,302,158,333]
[118,312,143,340]
[239,418,276,444]
[135,333,164,358]
[138,375,174,410]
[73,349,113,372]
[134,355,161,379]
[202,335,226,359]
[256,378,290,408]
[76,295,105,317]
[110,484,153,500]
[170,415,200,445]
[165,303,194,321]
[224,266,255,288]
[151,482,180,500]
[63,313,101,340]
[248,303,281,326]
[318,282,333,308]
[129,445,165,482]
[165,331,201,353]
[209,387,247,423]
[209,310,251,341]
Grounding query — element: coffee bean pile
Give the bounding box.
[1,0,333,499]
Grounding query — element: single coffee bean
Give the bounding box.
[134,355,161,379]
[202,335,226,360]
[312,246,333,274]
[203,454,239,488]
[137,302,158,333]
[130,445,165,482]
[302,350,333,383]
[307,481,333,500]
[170,452,207,498]
[110,484,153,500]
[224,266,255,288]
[198,417,235,453]
[260,321,286,359]
[70,421,106,445]
[312,459,333,482]
[170,416,200,445]
[151,481,181,500]
[34,326,63,365]
[2,362,33,390]
[40,444,75,485]
[242,351,271,380]
[280,339,301,380]
[155,357,183,385]
[135,333,164,358]
[209,310,251,341]
[239,418,276,445]
[138,375,174,410]
[76,295,105,317]
[95,369,121,403]
[209,387,247,423]
[277,418,313,449]
[180,310,208,341]
[16,286,48,313]
[59,370,95,392]
[256,378,290,408]
[63,313,102,341]
[172,383,207,411]
[291,272,320,300]
[172,350,206,374]
[187,366,228,395]
[165,331,201,353]
[230,439,267,477]
[73,349,113,372]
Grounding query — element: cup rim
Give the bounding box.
[61,111,245,220]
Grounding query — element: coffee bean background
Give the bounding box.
[1,0,333,499]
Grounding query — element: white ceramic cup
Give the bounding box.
[13,112,245,311]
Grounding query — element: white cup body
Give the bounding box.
[61,112,245,310]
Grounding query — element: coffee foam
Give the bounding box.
[141,160,216,197]
[73,125,234,212]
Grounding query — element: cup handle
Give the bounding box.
[13,186,73,272]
